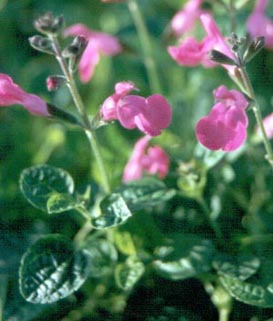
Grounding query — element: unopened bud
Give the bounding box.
[209,50,236,66]
[243,36,265,63]
[46,75,66,91]
[34,12,64,35]
[62,36,88,58]
[29,35,54,55]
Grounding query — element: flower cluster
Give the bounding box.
[195,86,249,151]
[247,0,273,50]
[123,136,169,182]
[168,11,235,75]
[64,23,121,83]
[100,81,172,136]
[0,73,49,116]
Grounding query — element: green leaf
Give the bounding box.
[83,238,118,278]
[92,193,132,229]
[47,193,79,214]
[213,254,260,281]
[19,235,90,304]
[220,276,273,308]
[114,230,136,256]
[115,256,145,290]
[20,164,76,213]
[116,177,176,211]
[153,234,215,281]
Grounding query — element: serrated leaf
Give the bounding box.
[220,276,273,308]
[153,235,215,280]
[213,254,260,281]
[20,165,75,213]
[19,235,90,304]
[92,193,132,229]
[116,177,176,211]
[115,256,145,290]
[83,239,118,278]
[47,193,79,214]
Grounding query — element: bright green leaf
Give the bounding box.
[116,177,176,211]
[19,235,90,304]
[114,230,136,256]
[92,193,132,229]
[47,192,79,214]
[115,256,145,290]
[20,165,75,213]
[153,234,215,280]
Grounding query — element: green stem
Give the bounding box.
[0,275,8,321]
[197,197,223,244]
[49,34,111,193]
[237,64,273,167]
[127,0,162,93]
[219,309,230,321]
[229,0,236,34]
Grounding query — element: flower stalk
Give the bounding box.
[127,0,162,93]
[49,34,111,193]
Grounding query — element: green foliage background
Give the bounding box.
[1,0,273,320]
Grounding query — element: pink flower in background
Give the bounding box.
[100,81,172,136]
[246,0,273,49]
[0,73,49,116]
[123,136,170,182]
[168,13,235,74]
[195,85,249,151]
[256,112,273,139]
[64,23,122,83]
[171,0,203,36]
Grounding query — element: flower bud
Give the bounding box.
[62,35,88,58]
[46,75,66,91]
[34,12,64,35]
[29,35,54,55]
[243,36,265,63]
[209,50,236,66]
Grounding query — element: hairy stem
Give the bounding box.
[49,34,111,193]
[127,0,162,93]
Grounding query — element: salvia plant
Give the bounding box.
[1,0,273,320]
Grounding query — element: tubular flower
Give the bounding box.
[123,136,170,182]
[170,0,204,36]
[195,85,249,151]
[64,23,122,83]
[168,13,235,74]
[0,73,49,116]
[246,0,273,49]
[100,81,172,136]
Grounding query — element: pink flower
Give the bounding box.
[195,85,249,151]
[64,23,121,83]
[256,112,273,139]
[123,136,170,182]
[171,0,203,36]
[100,81,172,136]
[0,73,49,116]
[246,0,273,49]
[168,13,235,74]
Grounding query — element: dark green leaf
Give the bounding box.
[153,234,215,280]
[92,193,132,229]
[116,177,176,211]
[83,238,118,277]
[220,276,273,308]
[20,165,75,213]
[115,256,145,290]
[213,254,260,281]
[19,235,90,304]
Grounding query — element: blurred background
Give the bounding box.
[1,0,273,320]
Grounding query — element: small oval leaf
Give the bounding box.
[153,235,215,281]
[19,235,90,304]
[92,193,132,229]
[115,256,145,290]
[20,165,75,213]
[47,193,79,214]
